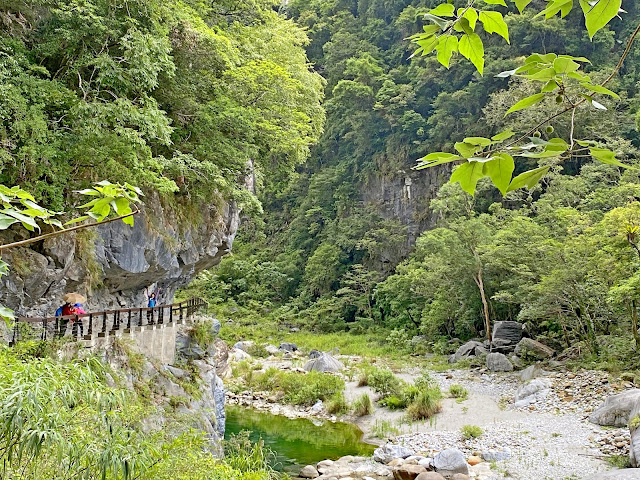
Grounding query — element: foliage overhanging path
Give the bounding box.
[412,0,640,196]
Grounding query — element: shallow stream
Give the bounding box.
[225,405,375,473]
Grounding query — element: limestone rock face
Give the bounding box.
[432,449,469,477]
[304,352,344,373]
[486,353,513,372]
[0,191,240,318]
[589,390,640,427]
[514,338,555,359]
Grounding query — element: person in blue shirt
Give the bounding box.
[147,292,156,324]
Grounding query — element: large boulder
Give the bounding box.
[304,352,344,373]
[630,399,640,468]
[415,474,445,480]
[233,341,254,353]
[583,470,640,480]
[432,449,469,477]
[492,321,523,345]
[519,364,545,383]
[514,338,555,359]
[589,390,640,427]
[373,444,415,464]
[514,378,551,408]
[279,342,298,352]
[393,465,427,480]
[449,341,483,363]
[486,352,513,372]
[299,465,319,478]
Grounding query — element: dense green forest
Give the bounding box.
[183,0,640,363]
[0,0,323,217]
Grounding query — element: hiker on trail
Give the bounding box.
[147,292,156,324]
[58,293,86,338]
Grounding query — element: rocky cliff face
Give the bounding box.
[361,166,450,251]
[0,194,241,317]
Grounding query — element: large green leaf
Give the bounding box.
[455,142,481,158]
[416,152,462,169]
[0,214,19,230]
[484,153,515,195]
[514,0,534,12]
[436,36,459,68]
[0,305,14,321]
[479,11,509,43]
[491,129,515,141]
[505,93,546,115]
[429,3,456,16]
[459,33,485,75]
[507,166,551,191]
[580,83,620,98]
[450,161,486,195]
[590,147,629,168]
[580,0,622,39]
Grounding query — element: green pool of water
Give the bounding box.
[224,405,375,472]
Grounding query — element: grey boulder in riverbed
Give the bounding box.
[432,449,469,477]
[589,389,640,427]
[304,352,344,373]
[299,465,319,478]
[514,378,551,408]
[486,352,513,372]
[373,444,414,464]
[513,337,555,359]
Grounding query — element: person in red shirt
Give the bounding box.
[59,303,80,337]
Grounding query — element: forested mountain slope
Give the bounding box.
[189,0,640,362]
[0,0,323,314]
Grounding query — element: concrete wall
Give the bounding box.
[81,319,184,365]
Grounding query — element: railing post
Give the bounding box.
[42,318,47,341]
[179,304,184,322]
[159,306,164,325]
[88,313,93,337]
[138,308,142,327]
[102,311,107,334]
[127,310,132,330]
[11,320,18,345]
[169,305,173,324]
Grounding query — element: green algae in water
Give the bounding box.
[225,406,375,472]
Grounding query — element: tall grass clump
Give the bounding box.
[253,368,345,406]
[326,392,349,415]
[407,386,442,420]
[188,319,215,349]
[449,384,468,400]
[352,393,373,416]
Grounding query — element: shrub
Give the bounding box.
[188,319,215,350]
[253,369,345,406]
[460,424,483,439]
[449,384,468,400]
[352,393,373,416]
[367,368,403,397]
[407,387,442,420]
[326,392,349,415]
[414,372,437,389]
[247,343,270,358]
[378,394,406,410]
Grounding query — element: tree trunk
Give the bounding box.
[474,267,491,342]
[633,300,640,350]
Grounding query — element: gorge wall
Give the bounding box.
[0,195,241,317]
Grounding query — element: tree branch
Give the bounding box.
[0,207,140,253]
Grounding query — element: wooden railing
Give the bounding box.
[9,297,209,346]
